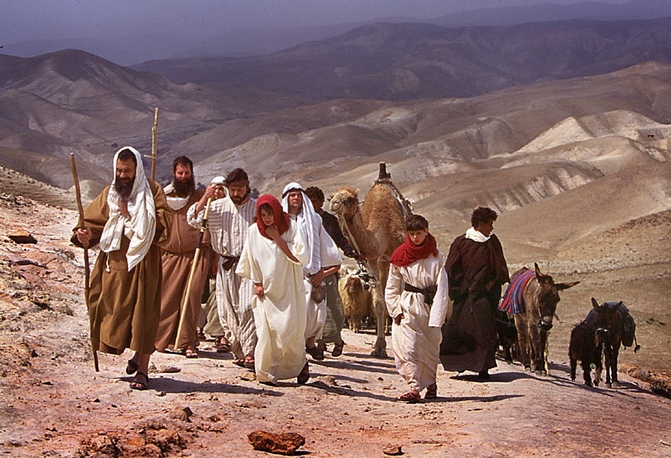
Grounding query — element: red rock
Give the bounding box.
[247,430,305,455]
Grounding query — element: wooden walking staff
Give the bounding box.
[174,197,213,350]
[70,153,100,372]
[150,107,159,181]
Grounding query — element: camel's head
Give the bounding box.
[329,186,359,220]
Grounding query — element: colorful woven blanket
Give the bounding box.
[498,268,535,314]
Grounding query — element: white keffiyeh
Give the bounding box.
[465,227,490,243]
[282,182,322,275]
[98,146,156,271]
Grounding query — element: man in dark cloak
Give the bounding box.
[440,206,509,380]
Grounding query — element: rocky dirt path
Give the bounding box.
[0,194,670,457]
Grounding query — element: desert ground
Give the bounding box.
[0,171,670,457]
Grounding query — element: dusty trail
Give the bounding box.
[0,190,670,457]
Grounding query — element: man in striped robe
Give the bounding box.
[188,168,257,367]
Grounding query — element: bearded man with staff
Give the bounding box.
[72,146,172,390]
[154,156,212,358]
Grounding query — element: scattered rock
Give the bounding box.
[8,230,37,244]
[322,375,338,386]
[170,406,193,422]
[159,366,182,374]
[247,430,305,455]
[240,371,256,382]
[13,259,46,267]
[382,444,404,455]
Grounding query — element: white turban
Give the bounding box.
[98,146,156,271]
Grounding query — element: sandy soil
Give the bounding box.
[1,184,670,457]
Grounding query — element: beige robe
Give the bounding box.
[72,181,171,355]
[155,188,211,352]
[385,250,451,391]
[236,221,308,384]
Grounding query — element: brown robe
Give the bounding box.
[154,188,212,352]
[72,181,171,355]
[440,233,509,373]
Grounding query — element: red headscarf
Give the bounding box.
[256,194,291,240]
[390,232,438,267]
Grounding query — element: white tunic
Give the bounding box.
[236,221,309,384]
[187,197,257,358]
[287,212,331,341]
[385,250,451,391]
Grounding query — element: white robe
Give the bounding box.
[187,197,257,359]
[236,221,309,384]
[302,224,343,340]
[385,250,451,391]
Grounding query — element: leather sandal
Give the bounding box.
[331,340,345,357]
[399,390,421,403]
[185,348,199,359]
[130,372,149,391]
[425,383,437,399]
[297,362,310,384]
[243,355,255,370]
[125,358,139,375]
[306,345,324,361]
[215,336,231,353]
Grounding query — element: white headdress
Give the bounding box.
[281,182,322,275]
[98,146,156,271]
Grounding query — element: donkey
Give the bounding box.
[513,263,580,376]
[495,309,518,363]
[591,298,640,388]
[569,308,602,387]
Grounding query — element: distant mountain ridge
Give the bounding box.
[134,17,671,102]
[4,0,671,66]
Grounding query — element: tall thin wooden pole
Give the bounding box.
[174,197,212,350]
[151,107,159,181]
[70,153,99,372]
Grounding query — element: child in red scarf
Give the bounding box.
[385,214,451,402]
[236,194,311,385]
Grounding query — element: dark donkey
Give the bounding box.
[569,308,602,387]
[591,298,640,388]
[513,263,579,376]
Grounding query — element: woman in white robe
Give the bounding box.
[236,194,310,385]
[385,215,451,402]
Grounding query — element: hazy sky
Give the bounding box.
[4,0,632,41]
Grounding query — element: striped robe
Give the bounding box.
[188,196,257,360]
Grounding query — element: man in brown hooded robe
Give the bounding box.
[73,146,171,390]
[154,156,211,358]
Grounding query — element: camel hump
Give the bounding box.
[372,164,413,219]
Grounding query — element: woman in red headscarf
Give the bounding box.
[385,214,451,402]
[236,194,311,385]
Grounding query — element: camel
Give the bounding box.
[329,163,410,357]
